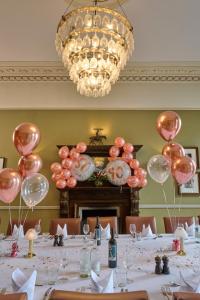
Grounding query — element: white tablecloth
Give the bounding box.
[0,234,199,299]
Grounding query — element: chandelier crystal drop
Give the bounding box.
[55,5,134,97]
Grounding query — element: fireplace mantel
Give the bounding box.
[57,144,143,233]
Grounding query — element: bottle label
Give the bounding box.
[95,228,101,240]
[109,245,117,261]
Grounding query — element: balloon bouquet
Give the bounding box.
[0,123,49,242]
[106,137,148,188]
[51,142,95,189]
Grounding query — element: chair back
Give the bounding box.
[173,292,200,300]
[49,218,81,235]
[49,290,149,300]
[0,293,27,300]
[163,216,194,233]
[7,219,41,236]
[125,216,157,234]
[87,217,118,234]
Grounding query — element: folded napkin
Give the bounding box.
[56,224,67,238]
[100,224,111,240]
[90,270,114,293]
[185,222,195,237]
[12,268,37,300]
[12,224,24,239]
[141,224,153,237]
[180,271,200,293]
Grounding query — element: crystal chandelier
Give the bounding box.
[55,1,134,97]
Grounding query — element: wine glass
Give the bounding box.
[83,224,90,239]
[35,222,41,236]
[129,224,136,239]
[123,245,134,284]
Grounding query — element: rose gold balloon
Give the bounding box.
[127,176,139,188]
[162,142,185,162]
[13,122,40,156]
[18,154,42,178]
[172,156,196,185]
[114,137,125,148]
[123,143,134,153]
[139,178,148,188]
[50,162,62,174]
[58,146,69,159]
[129,159,140,170]
[156,111,181,141]
[109,146,120,158]
[122,152,133,163]
[67,176,77,188]
[56,179,67,189]
[61,158,73,169]
[70,148,80,160]
[0,168,21,204]
[76,142,87,153]
[134,168,147,178]
[51,172,62,182]
[61,169,71,180]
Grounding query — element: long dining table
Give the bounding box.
[0,234,199,299]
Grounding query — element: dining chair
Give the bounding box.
[0,293,27,300]
[7,219,41,236]
[173,292,200,300]
[87,216,118,234]
[49,218,81,235]
[163,216,194,233]
[125,216,157,234]
[49,290,149,300]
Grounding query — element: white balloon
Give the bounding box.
[147,154,171,184]
[106,159,131,186]
[71,154,95,181]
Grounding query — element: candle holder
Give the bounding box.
[25,228,37,258]
[174,226,188,256]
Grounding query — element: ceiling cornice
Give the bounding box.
[0,62,200,83]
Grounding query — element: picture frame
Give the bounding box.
[178,147,200,195]
[0,157,6,169]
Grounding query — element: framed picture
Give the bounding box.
[178,147,200,195]
[0,157,6,169]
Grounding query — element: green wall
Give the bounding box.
[0,110,200,233]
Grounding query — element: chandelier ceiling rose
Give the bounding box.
[56,0,134,97]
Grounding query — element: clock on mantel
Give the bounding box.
[56,144,143,233]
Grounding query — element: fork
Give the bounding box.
[161,286,173,300]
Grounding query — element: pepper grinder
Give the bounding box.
[155,255,162,274]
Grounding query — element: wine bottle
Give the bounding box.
[95,216,101,246]
[108,228,117,268]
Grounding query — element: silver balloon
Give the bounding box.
[106,159,131,186]
[147,154,171,184]
[21,173,49,208]
[71,154,95,182]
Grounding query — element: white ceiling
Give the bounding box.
[0,0,200,62]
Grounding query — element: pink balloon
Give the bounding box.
[56,179,67,189]
[51,173,62,182]
[61,169,71,180]
[134,168,147,178]
[172,156,196,185]
[50,162,62,174]
[139,178,148,188]
[109,146,120,158]
[122,152,133,163]
[62,158,73,169]
[67,177,77,188]
[18,154,42,178]
[129,159,140,169]
[123,143,134,153]
[156,111,182,142]
[13,122,40,156]
[114,137,125,148]
[0,168,22,204]
[76,142,87,153]
[58,146,69,159]
[162,142,185,162]
[70,148,80,160]
[127,176,140,188]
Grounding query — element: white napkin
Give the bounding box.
[141,224,153,237]
[185,222,195,237]
[12,224,24,239]
[100,224,111,240]
[90,270,114,293]
[180,271,200,293]
[12,268,37,300]
[56,224,67,238]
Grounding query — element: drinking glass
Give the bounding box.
[123,246,134,283]
[115,268,127,288]
[59,249,69,280]
[83,224,90,239]
[35,223,41,235]
[129,224,136,239]
[48,264,59,285]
